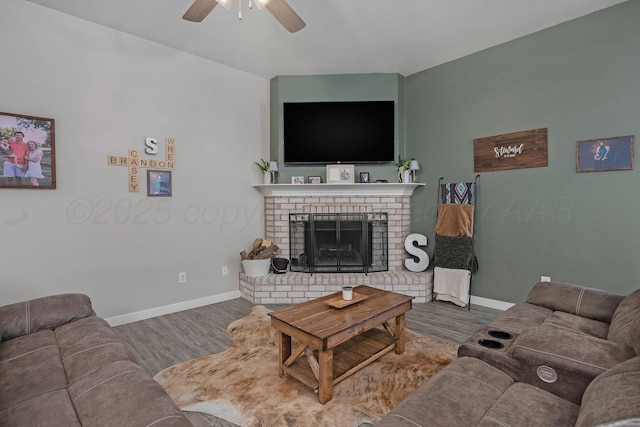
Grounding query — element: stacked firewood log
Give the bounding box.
[240,238,279,260]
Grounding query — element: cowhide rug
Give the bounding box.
[154,305,458,427]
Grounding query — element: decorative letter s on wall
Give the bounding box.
[404,233,429,272]
[145,137,159,155]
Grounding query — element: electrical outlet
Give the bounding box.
[222,266,229,276]
[541,275,551,282]
[179,272,187,283]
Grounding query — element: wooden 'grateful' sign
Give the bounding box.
[474,128,548,172]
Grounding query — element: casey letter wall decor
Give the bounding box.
[107,137,175,192]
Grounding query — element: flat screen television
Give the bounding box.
[283,101,395,165]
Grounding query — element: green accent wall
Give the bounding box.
[406,1,640,301]
[269,2,639,303]
[270,74,405,183]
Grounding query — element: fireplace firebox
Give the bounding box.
[289,212,388,273]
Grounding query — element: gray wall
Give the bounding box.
[1,0,269,318]
[270,74,405,183]
[406,1,640,302]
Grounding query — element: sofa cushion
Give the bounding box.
[542,311,610,339]
[55,316,134,383]
[0,389,81,427]
[576,356,640,427]
[607,288,640,354]
[478,382,579,426]
[489,302,552,334]
[375,357,515,427]
[68,360,192,427]
[0,294,94,341]
[526,282,624,323]
[0,330,68,411]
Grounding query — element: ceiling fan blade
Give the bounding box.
[265,0,306,33]
[182,0,218,22]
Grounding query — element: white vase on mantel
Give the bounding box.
[263,171,272,185]
[401,170,412,183]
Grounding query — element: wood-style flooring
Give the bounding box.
[114,297,501,427]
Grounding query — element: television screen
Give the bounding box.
[283,101,395,165]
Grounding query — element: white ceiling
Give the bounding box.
[26,0,626,79]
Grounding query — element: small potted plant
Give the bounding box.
[397,155,413,183]
[255,159,272,184]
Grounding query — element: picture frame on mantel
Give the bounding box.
[576,135,634,173]
[0,111,56,189]
[326,164,354,184]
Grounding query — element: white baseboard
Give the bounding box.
[105,290,512,326]
[469,295,514,311]
[105,290,241,326]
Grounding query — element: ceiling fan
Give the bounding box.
[182,0,306,33]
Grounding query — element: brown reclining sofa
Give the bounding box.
[376,281,640,426]
[0,293,192,426]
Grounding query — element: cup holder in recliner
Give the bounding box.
[487,330,513,340]
[478,339,504,349]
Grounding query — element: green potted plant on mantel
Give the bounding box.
[255,158,275,184]
[397,155,413,183]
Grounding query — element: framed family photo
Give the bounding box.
[326,164,354,184]
[147,170,172,197]
[0,111,56,189]
[576,135,634,173]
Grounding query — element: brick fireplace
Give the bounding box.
[240,183,433,303]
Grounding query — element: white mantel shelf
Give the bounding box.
[254,182,425,197]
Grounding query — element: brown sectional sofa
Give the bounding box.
[376,282,640,426]
[0,293,192,426]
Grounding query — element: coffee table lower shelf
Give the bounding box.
[281,327,396,391]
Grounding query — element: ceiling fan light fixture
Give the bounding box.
[215,0,233,10]
[253,0,273,10]
[182,0,304,32]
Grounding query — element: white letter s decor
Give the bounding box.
[404,233,429,272]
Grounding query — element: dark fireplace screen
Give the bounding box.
[289,212,388,273]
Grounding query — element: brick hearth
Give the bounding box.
[240,270,433,304]
[242,183,432,303]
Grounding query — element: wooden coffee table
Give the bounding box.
[268,285,414,404]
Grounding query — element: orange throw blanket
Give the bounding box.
[435,204,475,237]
